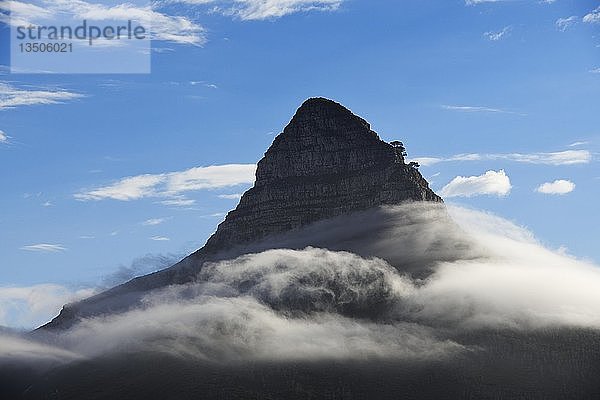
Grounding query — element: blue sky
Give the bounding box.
[0,0,599,328]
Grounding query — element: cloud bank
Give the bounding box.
[2,203,600,369]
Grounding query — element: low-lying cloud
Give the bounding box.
[2,203,599,369]
[0,284,95,329]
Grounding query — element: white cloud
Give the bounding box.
[466,0,556,5]
[496,150,592,165]
[583,6,600,24]
[465,0,504,4]
[590,67,600,74]
[4,203,600,365]
[0,83,83,110]
[0,129,8,143]
[0,284,94,329]
[159,198,197,207]
[535,179,575,195]
[413,150,592,167]
[178,0,343,20]
[20,244,67,253]
[568,141,589,147]
[440,170,512,198]
[142,218,168,226]
[0,0,206,45]
[76,164,256,202]
[226,0,342,20]
[484,26,511,41]
[0,0,53,26]
[150,236,170,241]
[441,104,521,114]
[218,193,243,200]
[556,16,578,31]
[76,174,163,201]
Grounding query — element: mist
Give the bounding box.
[1,203,599,369]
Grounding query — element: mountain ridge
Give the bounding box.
[40,97,442,331]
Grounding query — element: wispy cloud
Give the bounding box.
[0,0,52,26]
[1,0,206,45]
[440,170,512,198]
[466,0,556,5]
[568,141,589,147]
[0,129,8,143]
[178,0,343,20]
[76,174,164,202]
[218,193,243,200]
[590,67,600,74]
[535,179,575,195]
[556,16,578,32]
[583,6,600,24]
[75,164,256,202]
[150,236,170,241]
[189,81,218,89]
[159,198,197,207]
[441,104,522,115]
[20,244,67,253]
[484,26,511,41]
[142,218,168,226]
[228,0,343,20]
[465,0,505,5]
[413,150,592,167]
[0,83,84,110]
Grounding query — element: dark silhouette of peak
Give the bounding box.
[40,98,442,331]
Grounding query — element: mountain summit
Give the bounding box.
[203,98,441,252]
[42,98,442,330]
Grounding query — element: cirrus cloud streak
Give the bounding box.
[75,164,257,202]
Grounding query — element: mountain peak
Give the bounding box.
[292,97,370,128]
[279,97,371,141]
[204,98,441,252]
[40,98,442,331]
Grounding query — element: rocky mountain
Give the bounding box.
[202,97,441,253]
[41,97,442,330]
[14,99,600,400]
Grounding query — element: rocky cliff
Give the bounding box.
[202,98,441,253]
[40,97,442,331]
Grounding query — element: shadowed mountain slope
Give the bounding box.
[41,98,442,330]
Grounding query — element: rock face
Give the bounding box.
[40,98,442,331]
[202,98,441,253]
